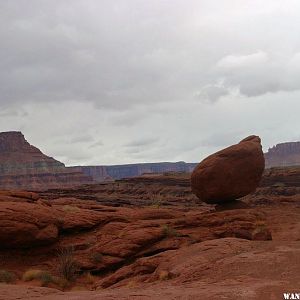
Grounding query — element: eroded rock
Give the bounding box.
[191,135,265,204]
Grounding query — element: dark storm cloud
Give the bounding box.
[2,0,300,108]
[0,0,201,109]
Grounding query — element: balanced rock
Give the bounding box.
[191,135,265,204]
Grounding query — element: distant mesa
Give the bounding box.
[0,131,197,190]
[265,142,300,168]
[0,131,93,190]
[191,135,265,204]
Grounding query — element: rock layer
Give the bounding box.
[265,141,300,168]
[191,135,265,204]
[0,201,59,248]
[39,172,200,207]
[0,131,92,190]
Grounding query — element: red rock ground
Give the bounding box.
[0,170,299,299]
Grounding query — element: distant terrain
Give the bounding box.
[0,130,299,190]
[0,131,196,190]
[1,132,300,299]
[1,167,300,299]
[265,142,300,168]
[76,162,197,182]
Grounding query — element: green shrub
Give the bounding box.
[0,270,15,283]
[161,225,179,238]
[57,247,79,281]
[22,269,54,286]
[146,191,165,208]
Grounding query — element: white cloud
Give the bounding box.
[216,51,269,70]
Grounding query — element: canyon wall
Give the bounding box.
[0,132,93,190]
[265,142,300,168]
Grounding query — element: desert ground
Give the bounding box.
[0,167,300,300]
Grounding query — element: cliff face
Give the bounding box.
[77,162,197,182]
[265,142,300,168]
[0,132,92,190]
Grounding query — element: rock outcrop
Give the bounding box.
[191,135,265,204]
[265,141,300,168]
[0,201,59,248]
[0,131,93,190]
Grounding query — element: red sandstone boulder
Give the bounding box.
[191,135,265,204]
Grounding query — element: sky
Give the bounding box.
[1,0,300,166]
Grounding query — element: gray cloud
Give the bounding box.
[200,131,244,148]
[70,135,94,143]
[125,137,159,148]
[213,51,300,98]
[1,1,300,165]
[89,140,104,149]
[195,84,230,103]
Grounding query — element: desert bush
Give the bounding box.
[57,246,79,281]
[147,191,165,208]
[252,220,272,240]
[62,205,81,213]
[53,276,69,289]
[158,270,171,281]
[39,272,54,286]
[0,270,15,283]
[273,182,286,188]
[85,272,96,284]
[161,224,179,238]
[70,286,87,291]
[90,252,103,263]
[23,269,42,281]
[22,269,54,286]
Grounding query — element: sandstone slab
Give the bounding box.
[0,202,60,248]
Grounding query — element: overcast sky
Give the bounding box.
[1,0,300,166]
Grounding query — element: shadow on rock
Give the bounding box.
[214,200,250,211]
